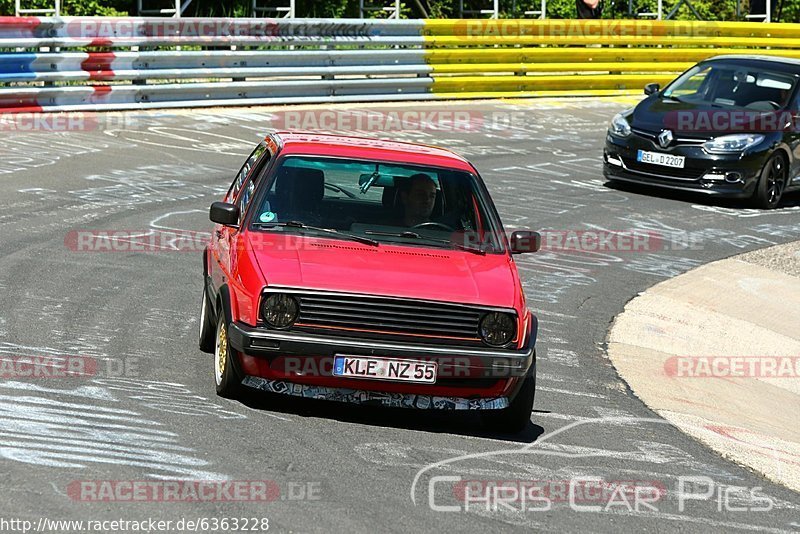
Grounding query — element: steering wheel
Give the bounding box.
[412,221,455,232]
[746,100,782,111]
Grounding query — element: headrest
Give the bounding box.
[275,167,325,204]
[381,176,410,210]
[382,186,397,209]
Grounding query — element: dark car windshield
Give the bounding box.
[663,63,797,111]
[249,156,504,253]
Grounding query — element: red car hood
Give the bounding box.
[247,234,518,308]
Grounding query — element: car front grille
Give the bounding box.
[621,157,706,180]
[632,128,706,146]
[269,289,495,346]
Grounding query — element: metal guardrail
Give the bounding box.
[1,17,798,112]
[0,17,424,42]
[0,50,432,82]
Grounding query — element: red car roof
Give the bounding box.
[270,132,475,173]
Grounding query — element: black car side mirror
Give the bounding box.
[210,202,240,227]
[644,83,660,96]
[510,231,541,254]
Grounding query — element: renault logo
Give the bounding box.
[658,130,673,148]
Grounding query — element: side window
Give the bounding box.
[235,146,273,224]
[238,180,256,221]
[226,143,268,203]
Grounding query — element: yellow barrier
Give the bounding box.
[432,90,644,99]
[424,35,800,47]
[431,62,692,74]
[425,48,800,64]
[423,19,800,97]
[424,19,800,39]
[432,74,677,92]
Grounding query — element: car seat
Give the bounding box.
[274,167,325,224]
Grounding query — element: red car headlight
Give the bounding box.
[261,294,300,329]
[479,312,516,347]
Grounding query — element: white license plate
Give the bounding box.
[333,355,437,384]
[637,150,685,168]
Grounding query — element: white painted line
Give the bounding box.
[537,386,607,399]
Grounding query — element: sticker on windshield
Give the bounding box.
[260,211,277,223]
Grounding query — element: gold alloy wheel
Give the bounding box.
[215,321,227,384]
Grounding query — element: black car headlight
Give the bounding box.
[702,134,765,154]
[261,294,299,329]
[609,112,632,138]
[479,312,516,347]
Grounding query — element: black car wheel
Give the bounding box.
[214,314,244,399]
[482,372,535,434]
[199,285,215,353]
[753,154,787,209]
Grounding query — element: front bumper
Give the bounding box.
[603,133,766,198]
[229,322,534,374]
[241,375,514,410]
[228,321,536,402]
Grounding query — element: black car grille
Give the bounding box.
[632,128,706,145]
[621,157,706,180]
[272,290,493,346]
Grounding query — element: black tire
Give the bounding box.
[198,285,215,353]
[752,153,787,209]
[604,177,626,191]
[213,313,244,399]
[482,373,536,434]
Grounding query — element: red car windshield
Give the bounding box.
[250,156,503,253]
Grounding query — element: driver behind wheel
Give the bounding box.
[398,173,437,227]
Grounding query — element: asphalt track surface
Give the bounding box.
[1,98,799,533]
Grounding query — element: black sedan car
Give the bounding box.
[603,55,800,209]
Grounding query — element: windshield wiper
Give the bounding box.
[364,230,487,255]
[253,221,379,247]
[665,94,728,109]
[662,94,685,103]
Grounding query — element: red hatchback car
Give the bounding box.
[200,132,540,432]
